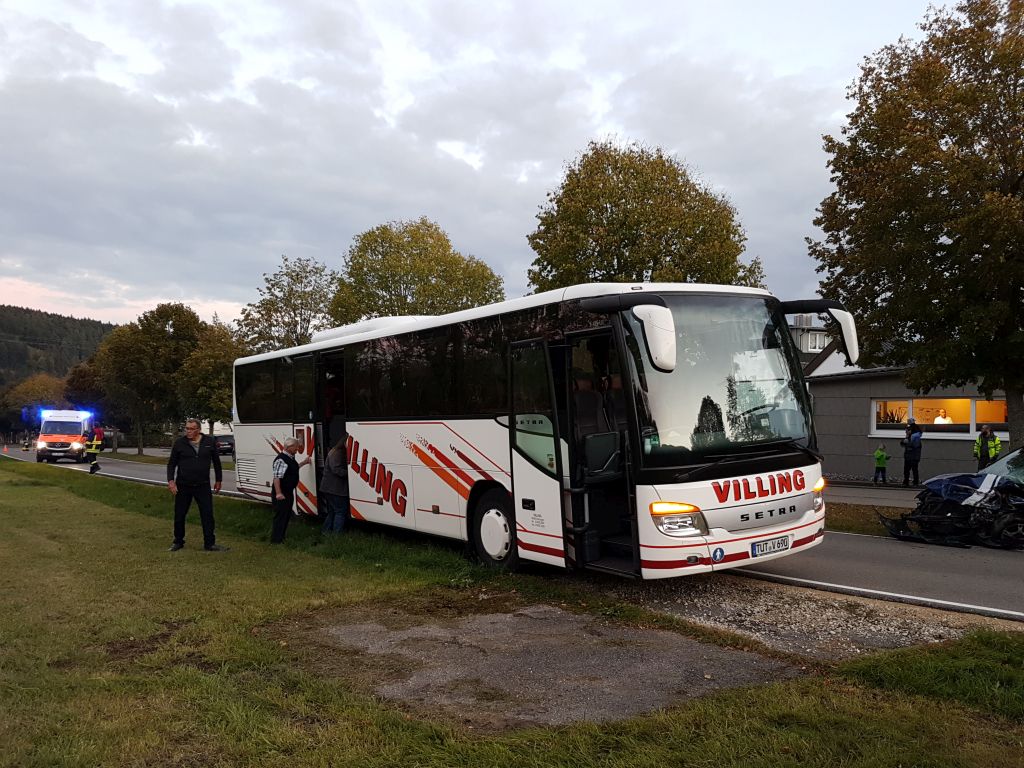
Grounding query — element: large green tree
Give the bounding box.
[330,217,505,324]
[237,255,339,353]
[94,304,205,454]
[809,0,1024,446]
[176,320,250,432]
[64,358,106,414]
[527,139,764,292]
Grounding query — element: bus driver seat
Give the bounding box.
[573,376,610,441]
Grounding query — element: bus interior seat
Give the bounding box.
[573,377,610,445]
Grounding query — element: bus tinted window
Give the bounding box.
[235,359,293,422]
[346,329,456,418]
[455,317,506,415]
[395,327,454,416]
[292,355,315,422]
[346,339,396,418]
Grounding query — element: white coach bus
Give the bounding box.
[232,282,858,579]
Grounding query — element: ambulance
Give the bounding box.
[36,410,95,464]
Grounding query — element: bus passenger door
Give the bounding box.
[509,341,566,568]
[316,351,346,504]
[566,331,636,576]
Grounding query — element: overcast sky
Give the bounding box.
[1,0,937,325]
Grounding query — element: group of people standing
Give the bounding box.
[166,420,351,552]
[872,419,1003,486]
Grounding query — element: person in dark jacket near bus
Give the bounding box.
[270,436,312,544]
[901,419,923,486]
[319,435,350,535]
[167,419,225,551]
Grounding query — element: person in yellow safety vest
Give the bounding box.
[84,429,102,474]
[973,424,1002,472]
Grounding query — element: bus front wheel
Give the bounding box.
[472,489,519,570]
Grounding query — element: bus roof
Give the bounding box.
[235,281,772,366]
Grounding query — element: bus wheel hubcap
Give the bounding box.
[479,509,511,560]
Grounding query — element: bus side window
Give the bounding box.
[511,344,558,476]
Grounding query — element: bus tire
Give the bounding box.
[471,489,518,570]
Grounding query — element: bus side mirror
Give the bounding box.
[779,299,860,366]
[632,305,676,372]
[825,307,859,365]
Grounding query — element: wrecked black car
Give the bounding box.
[879,448,1024,549]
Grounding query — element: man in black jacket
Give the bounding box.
[167,419,226,551]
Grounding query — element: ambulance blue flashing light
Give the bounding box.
[39,409,93,420]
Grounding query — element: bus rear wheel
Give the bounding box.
[472,489,518,570]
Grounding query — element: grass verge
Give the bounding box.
[825,502,892,536]
[1,459,1022,767]
[839,630,1024,720]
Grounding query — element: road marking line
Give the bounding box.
[740,570,1024,622]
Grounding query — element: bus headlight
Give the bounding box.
[36,440,47,450]
[70,441,84,450]
[650,501,709,537]
[812,477,826,513]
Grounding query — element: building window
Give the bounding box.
[915,398,969,432]
[976,399,1008,431]
[871,397,1006,437]
[807,332,826,352]
[875,400,909,430]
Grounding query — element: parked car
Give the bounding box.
[215,435,235,456]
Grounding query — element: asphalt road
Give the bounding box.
[740,529,1023,620]
[5,449,1021,620]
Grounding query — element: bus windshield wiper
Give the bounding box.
[755,438,822,461]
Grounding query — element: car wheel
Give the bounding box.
[471,489,518,570]
[991,513,1024,550]
[36,456,43,463]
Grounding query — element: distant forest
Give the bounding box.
[0,305,116,389]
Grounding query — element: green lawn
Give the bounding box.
[1,460,1022,767]
[825,502,892,536]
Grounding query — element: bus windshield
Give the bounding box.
[622,293,812,467]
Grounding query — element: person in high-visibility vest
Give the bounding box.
[84,429,102,474]
[973,424,1002,471]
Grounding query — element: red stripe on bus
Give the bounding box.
[641,526,824,570]
[359,421,507,474]
[452,447,496,482]
[424,442,476,487]
[239,486,272,498]
[416,507,464,519]
[516,522,565,541]
[350,504,366,521]
[639,516,825,549]
[517,539,565,559]
[792,529,824,548]
[408,443,472,500]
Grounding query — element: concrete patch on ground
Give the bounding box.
[316,603,801,730]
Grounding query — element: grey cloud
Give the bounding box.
[2,0,896,323]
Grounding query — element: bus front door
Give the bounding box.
[566,331,637,576]
[509,341,567,569]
